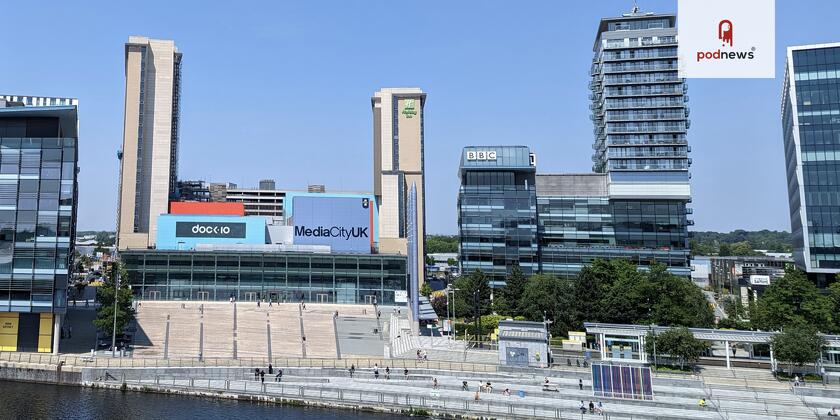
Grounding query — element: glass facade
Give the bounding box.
[457,146,537,286]
[537,196,689,277]
[0,106,78,315]
[457,146,691,284]
[783,44,840,279]
[591,14,690,181]
[122,250,408,305]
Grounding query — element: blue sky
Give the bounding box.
[2,1,839,234]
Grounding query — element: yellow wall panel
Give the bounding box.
[0,334,16,351]
[0,313,19,351]
[38,313,54,353]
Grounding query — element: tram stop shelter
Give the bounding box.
[585,322,840,372]
[498,320,550,368]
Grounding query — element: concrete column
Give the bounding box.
[51,314,61,355]
[725,340,731,369]
[600,333,606,360]
[769,348,775,372]
[639,335,646,363]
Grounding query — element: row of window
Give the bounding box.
[604,97,685,109]
[602,60,677,73]
[606,110,686,121]
[793,48,840,67]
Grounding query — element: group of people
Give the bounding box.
[253,364,283,383]
[579,400,605,415]
[415,350,428,360]
[361,364,408,380]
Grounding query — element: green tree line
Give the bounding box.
[690,229,793,256]
[444,259,714,338]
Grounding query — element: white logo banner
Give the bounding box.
[678,0,775,78]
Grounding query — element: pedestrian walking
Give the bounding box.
[474,390,480,401]
[385,366,390,380]
[596,401,604,415]
[254,368,260,380]
[416,350,421,359]
[579,378,583,390]
[269,300,272,307]
[374,368,379,379]
[579,401,587,414]
[433,378,438,389]
[257,300,260,307]
[259,370,265,383]
[275,369,283,382]
[699,398,706,408]
[268,364,273,374]
[589,401,595,414]
[462,381,468,391]
[349,364,355,378]
[403,368,408,379]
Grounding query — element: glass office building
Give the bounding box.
[457,146,537,286]
[457,148,690,284]
[122,250,408,305]
[0,96,79,353]
[782,43,840,286]
[537,177,689,277]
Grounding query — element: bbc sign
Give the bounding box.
[175,221,247,238]
[466,150,497,161]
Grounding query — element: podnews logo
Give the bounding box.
[696,19,755,62]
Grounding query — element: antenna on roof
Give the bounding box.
[632,0,640,14]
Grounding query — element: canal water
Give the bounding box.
[0,380,407,419]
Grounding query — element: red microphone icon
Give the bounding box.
[718,19,733,47]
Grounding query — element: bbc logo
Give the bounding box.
[466,150,497,161]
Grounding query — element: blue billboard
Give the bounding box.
[290,195,375,253]
[156,215,267,250]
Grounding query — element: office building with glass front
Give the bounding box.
[537,174,689,277]
[457,146,537,286]
[457,146,690,285]
[122,250,408,305]
[782,43,840,287]
[0,95,79,353]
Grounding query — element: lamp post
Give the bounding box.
[445,286,459,343]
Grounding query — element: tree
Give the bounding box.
[647,264,715,328]
[424,255,435,266]
[519,274,575,337]
[752,267,834,332]
[718,243,732,256]
[830,280,840,333]
[730,241,760,257]
[93,263,134,337]
[574,259,637,326]
[446,258,457,266]
[645,327,706,370]
[425,235,458,253]
[452,270,491,319]
[495,264,527,316]
[769,323,826,375]
[419,282,433,298]
[430,294,447,317]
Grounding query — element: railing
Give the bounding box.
[102,375,623,420]
[0,352,501,373]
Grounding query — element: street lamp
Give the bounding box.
[445,286,459,342]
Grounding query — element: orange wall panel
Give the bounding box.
[169,201,245,216]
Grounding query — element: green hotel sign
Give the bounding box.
[402,99,417,118]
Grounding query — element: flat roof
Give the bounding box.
[584,322,840,347]
[0,105,78,138]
